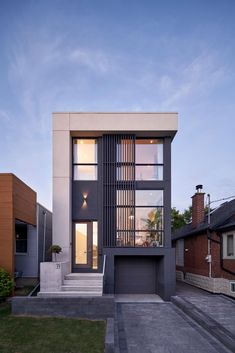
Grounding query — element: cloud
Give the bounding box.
[69,48,112,74]
[159,52,227,109]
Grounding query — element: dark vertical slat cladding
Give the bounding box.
[103,133,135,248]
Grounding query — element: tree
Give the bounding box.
[171,207,186,233]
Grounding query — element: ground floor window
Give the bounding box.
[15,223,28,254]
[223,232,235,259]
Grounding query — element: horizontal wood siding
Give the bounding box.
[0,174,36,275]
[0,175,14,274]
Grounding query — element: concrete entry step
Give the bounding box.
[38,291,103,297]
[61,285,102,292]
[63,279,102,285]
[65,273,103,280]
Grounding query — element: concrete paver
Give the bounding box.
[116,302,230,353]
[176,282,235,336]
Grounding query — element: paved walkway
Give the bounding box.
[116,302,230,353]
[176,282,235,336]
[115,283,235,353]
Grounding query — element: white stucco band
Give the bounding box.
[53,112,178,135]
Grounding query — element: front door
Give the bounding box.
[73,222,98,271]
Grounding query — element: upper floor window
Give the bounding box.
[223,232,235,259]
[73,139,97,180]
[135,139,163,180]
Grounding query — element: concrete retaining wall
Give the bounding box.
[11,296,115,319]
[176,271,235,298]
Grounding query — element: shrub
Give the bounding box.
[48,245,62,261]
[0,268,13,298]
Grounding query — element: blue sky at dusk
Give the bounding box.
[0,0,235,211]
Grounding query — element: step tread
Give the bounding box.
[38,291,102,297]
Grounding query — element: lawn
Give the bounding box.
[0,303,105,353]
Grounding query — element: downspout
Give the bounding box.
[42,210,47,262]
[207,194,212,278]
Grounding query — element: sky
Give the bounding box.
[0,0,235,211]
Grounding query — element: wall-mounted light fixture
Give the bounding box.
[82,193,88,207]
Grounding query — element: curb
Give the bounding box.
[105,318,114,353]
[172,296,235,352]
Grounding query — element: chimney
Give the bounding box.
[191,185,205,228]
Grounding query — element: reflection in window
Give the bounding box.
[136,139,163,164]
[92,222,98,269]
[73,139,98,180]
[135,231,163,247]
[135,207,163,231]
[136,190,163,206]
[74,165,97,180]
[136,165,163,181]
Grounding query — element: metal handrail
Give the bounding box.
[102,254,106,276]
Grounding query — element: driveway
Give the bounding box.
[115,283,234,353]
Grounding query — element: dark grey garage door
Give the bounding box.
[115,256,157,294]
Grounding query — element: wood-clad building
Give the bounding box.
[0,174,36,275]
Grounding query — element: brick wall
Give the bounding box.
[175,232,235,281]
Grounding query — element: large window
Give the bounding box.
[116,190,164,247]
[73,139,97,180]
[223,233,235,259]
[15,224,27,254]
[135,139,163,180]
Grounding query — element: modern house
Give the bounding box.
[40,113,178,300]
[172,186,235,298]
[0,173,52,284]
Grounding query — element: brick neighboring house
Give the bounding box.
[172,186,235,298]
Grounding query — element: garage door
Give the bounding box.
[115,256,157,294]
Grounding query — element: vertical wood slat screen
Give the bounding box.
[103,134,135,247]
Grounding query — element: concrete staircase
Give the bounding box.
[38,272,104,297]
[61,273,103,296]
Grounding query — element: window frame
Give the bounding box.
[72,137,98,181]
[135,138,164,181]
[15,224,28,255]
[116,189,164,247]
[222,232,235,259]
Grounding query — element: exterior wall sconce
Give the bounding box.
[82,193,88,207]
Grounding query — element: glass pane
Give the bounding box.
[135,207,163,231]
[117,190,135,206]
[117,139,134,163]
[92,222,98,269]
[74,165,97,180]
[75,223,87,265]
[117,166,134,181]
[136,165,163,180]
[136,190,163,206]
[73,139,97,163]
[135,231,163,247]
[116,207,135,230]
[227,234,234,256]
[136,139,163,164]
[116,231,135,247]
